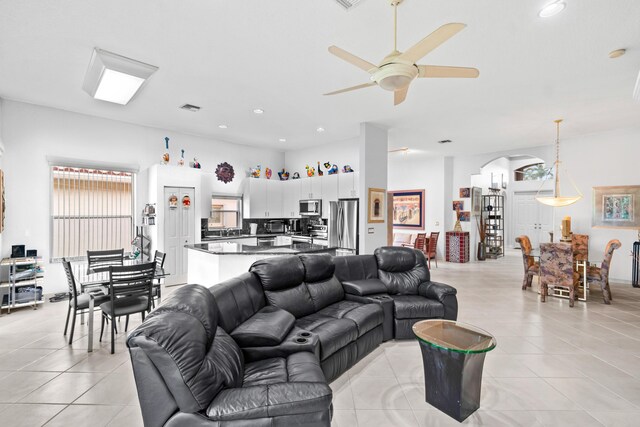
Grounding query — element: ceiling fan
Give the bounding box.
[325,0,479,106]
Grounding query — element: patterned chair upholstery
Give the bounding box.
[515,236,539,290]
[587,239,621,304]
[571,234,589,262]
[540,243,580,307]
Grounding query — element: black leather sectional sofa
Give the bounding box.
[127,246,457,427]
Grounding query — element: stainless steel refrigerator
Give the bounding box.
[329,199,359,255]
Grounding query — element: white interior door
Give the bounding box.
[164,187,195,284]
[513,191,553,248]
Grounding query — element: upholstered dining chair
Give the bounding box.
[540,243,580,307]
[62,259,109,344]
[587,239,621,304]
[571,234,590,263]
[515,236,539,290]
[427,232,440,268]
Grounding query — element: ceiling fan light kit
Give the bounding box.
[325,0,479,105]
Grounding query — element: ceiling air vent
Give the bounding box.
[180,104,201,112]
[335,0,365,11]
[438,139,452,144]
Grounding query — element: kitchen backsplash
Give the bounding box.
[200,217,321,238]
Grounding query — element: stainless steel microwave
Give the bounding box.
[299,199,322,216]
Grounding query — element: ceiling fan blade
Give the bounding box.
[418,65,479,78]
[328,46,378,73]
[394,86,409,106]
[324,82,377,96]
[398,23,466,64]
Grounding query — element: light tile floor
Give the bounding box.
[1,251,640,426]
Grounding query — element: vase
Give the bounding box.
[477,242,486,261]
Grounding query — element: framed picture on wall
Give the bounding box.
[389,189,425,229]
[592,185,640,229]
[368,188,386,223]
[471,187,482,216]
[452,200,464,211]
[459,187,471,198]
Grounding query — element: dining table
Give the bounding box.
[78,259,169,353]
[530,248,601,302]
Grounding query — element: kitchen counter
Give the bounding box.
[186,242,337,255]
[186,242,337,287]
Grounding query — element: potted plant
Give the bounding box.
[476,215,486,261]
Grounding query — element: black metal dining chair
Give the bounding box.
[151,250,166,308]
[62,259,109,344]
[86,249,124,274]
[99,262,155,354]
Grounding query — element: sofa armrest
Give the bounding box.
[418,281,458,321]
[206,383,332,421]
[230,306,295,347]
[241,328,321,362]
[342,279,388,296]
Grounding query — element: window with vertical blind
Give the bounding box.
[51,166,135,260]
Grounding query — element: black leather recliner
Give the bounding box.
[335,246,458,339]
[127,285,332,427]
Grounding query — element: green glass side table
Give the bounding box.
[412,319,497,422]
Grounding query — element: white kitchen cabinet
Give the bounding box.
[275,236,292,246]
[321,174,338,219]
[244,178,268,218]
[338,171,359,199]
[282,179,301,218]
[299,177,322,199]
[267,179,283,218]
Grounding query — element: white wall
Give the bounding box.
[284,138,359,177]
[0,100,284,293]
[387,154,447,257]
[358,123,388,254]
[0,99,4,255]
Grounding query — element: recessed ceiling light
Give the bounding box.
[82,48,158,105]
[538,1,566,18]
[279,138,287,142]
[316,127,326,133]
[253,108,264,114]
[218,124,228,129]
[609,49,626,59]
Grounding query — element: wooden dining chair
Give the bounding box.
[540,243,580,307]
[515,236,539,290]
[413,233,427,254]
[86,249,124,274]
[151,250,166,308]
[99,262,155,354]
[62,259,109,344]
[427,232,440,269]
[587,239,621,304]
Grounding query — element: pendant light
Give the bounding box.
[536,119,582,207]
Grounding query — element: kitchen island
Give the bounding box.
[186,242,338,287]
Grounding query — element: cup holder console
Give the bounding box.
[298,331,312,338]
[294,337,309,344]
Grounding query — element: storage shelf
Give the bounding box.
[482,195,505,259]
[1,257,45,312]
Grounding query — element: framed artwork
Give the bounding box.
[389,189,425,229]
[459,187,471,198]
[471,187,482,216]
[452,200,464,211]
[168,194,178,209]
[459,211,471,222]
[368,188,386,223]
[592,185,640,229]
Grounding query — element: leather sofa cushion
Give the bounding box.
[318,301,384,337]
[207,351,331,421]
[307,276,344,311]
[264,284,316,319]
[333,255,379,282]
[296,314,358,360]
[230,306,295,347]
[392,295,444,319]
[250,256,305,291]
[210,272,266,334]
[375,247,430,295]
[342,278,388,296]
[300,253,335,282]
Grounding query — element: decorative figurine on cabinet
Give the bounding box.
[178,149,185,166]
[250,165,261,178]
[342,165,354,173]
[325,162,339,175]
[190,158,201,169]
[265,167,273,179]
[162,137,170,165]
[292,172,301,180]
[317,162,324,176]
[306,165,316,177]
[278,169,290,181]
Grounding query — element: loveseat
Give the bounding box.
[127,247,457,427]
